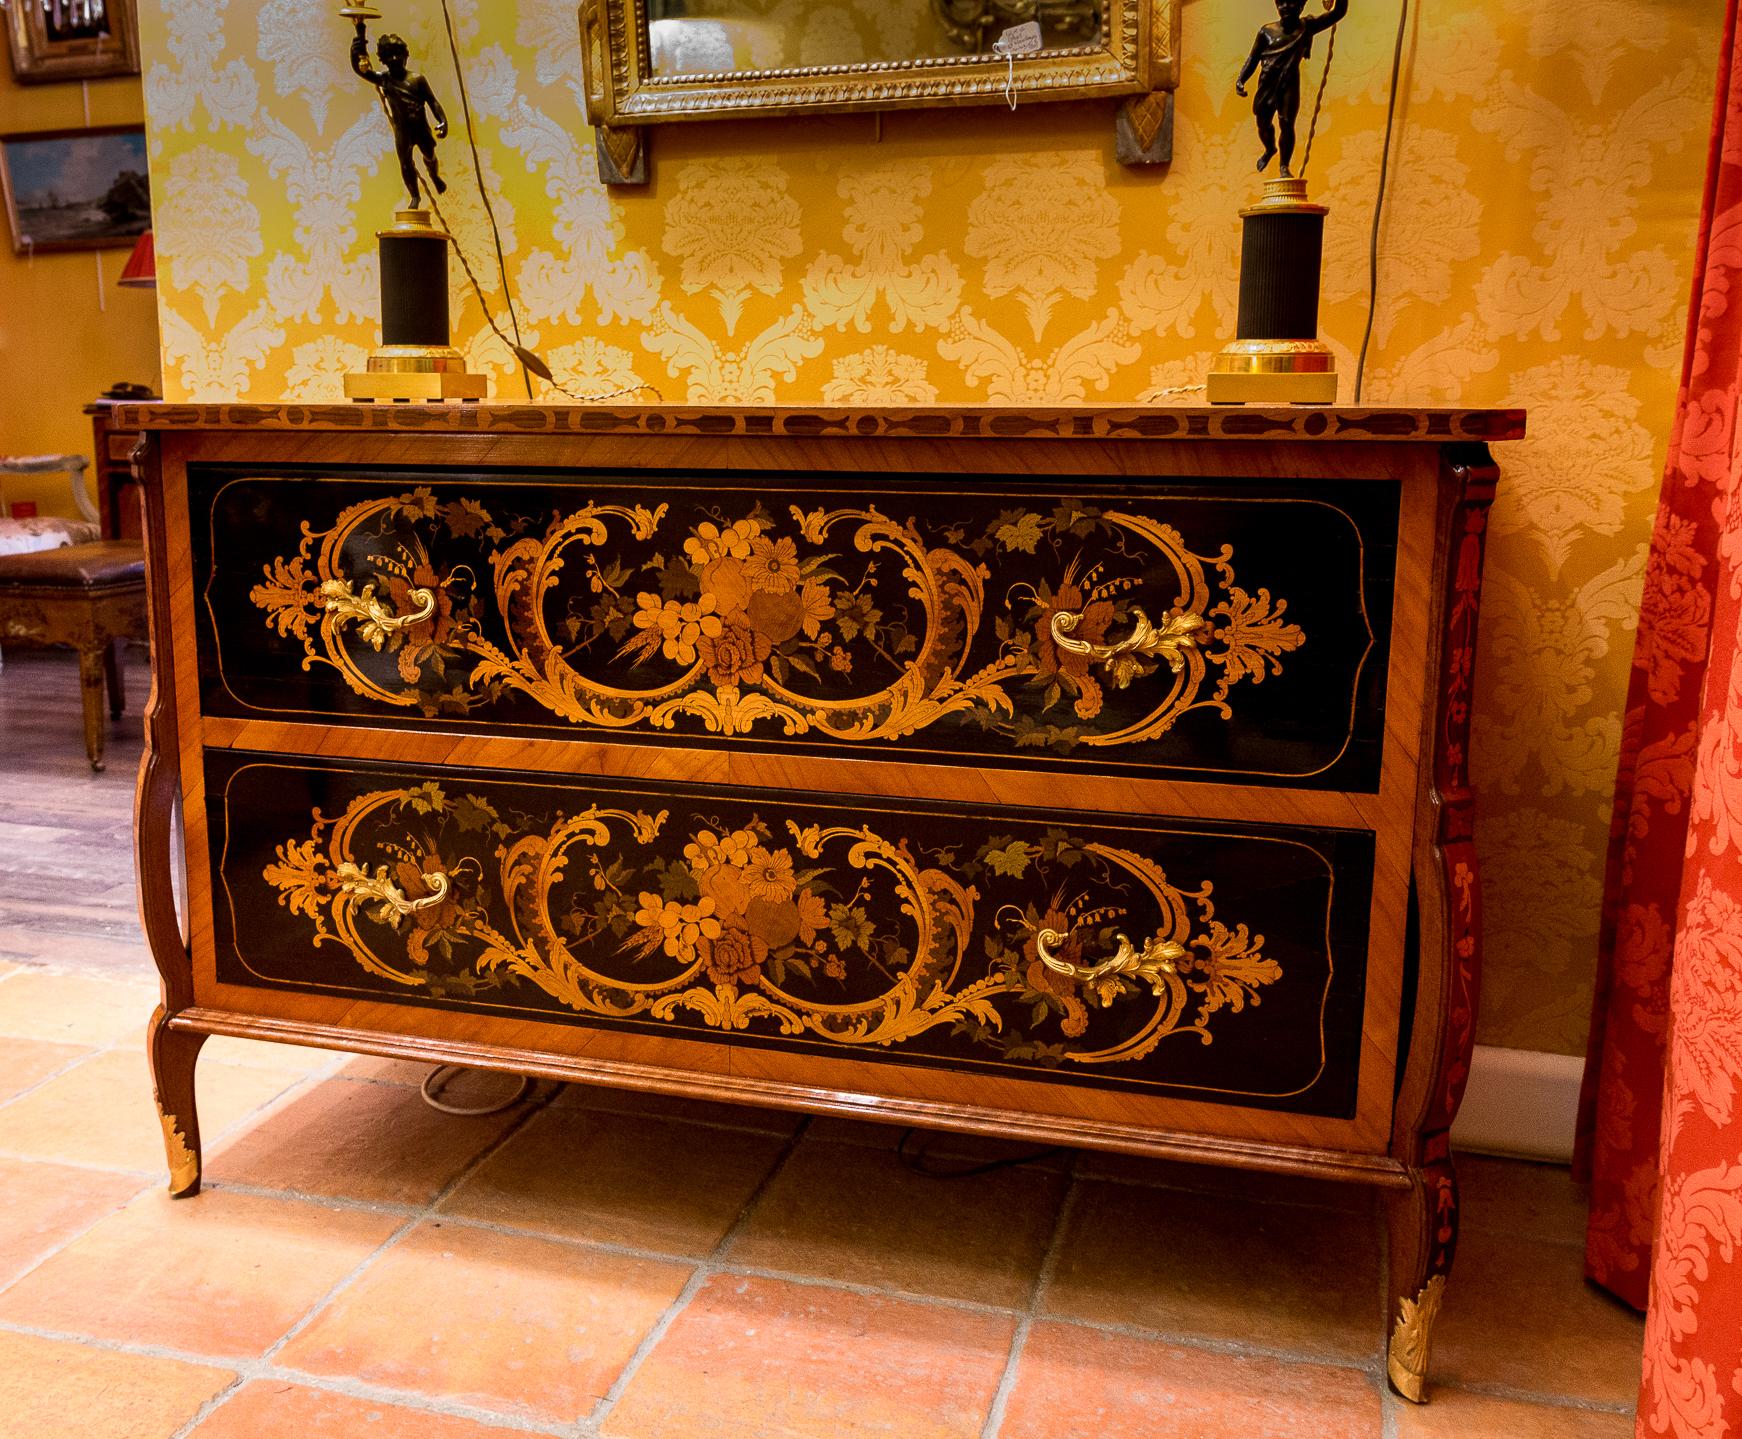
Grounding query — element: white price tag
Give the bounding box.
[993,21,1043,55]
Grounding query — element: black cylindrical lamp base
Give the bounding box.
[380,229,452,349]
[344,208,488,403]
[1208,177,1338,406]
[1237,209,1325,341]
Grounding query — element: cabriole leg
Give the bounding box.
[104,636,125,718]
[77,645,107,771]
[1385,1152,1459,1402]
[147,1008,207,1197]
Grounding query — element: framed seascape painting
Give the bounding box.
[4,0,140,82]
[0,125,149,254]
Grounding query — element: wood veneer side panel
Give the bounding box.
[1391,446,1497,1163]
[156,433,225,1016]
[133,431,193,1012]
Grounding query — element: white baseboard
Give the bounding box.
[1448,1044,1584,1164]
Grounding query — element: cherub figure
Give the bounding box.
[350,19,448,207]
[1235,0,1349,176]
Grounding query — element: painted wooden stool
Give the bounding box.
[0,540,147,771]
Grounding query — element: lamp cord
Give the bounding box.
[1354,0,1410,403]
[415,2,662,405]
[895,1127,1065,1179]
[436,0,530,399]
[1299,23,1337,178]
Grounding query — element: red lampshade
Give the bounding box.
[118,230,155,289]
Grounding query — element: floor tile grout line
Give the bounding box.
[0,1320,579,1436]
[0,979,1635,1426]
[252,1216,425,1370]
[164,1370,250,1439]
[9,1141,1599,1398]
[0,1167,1641,1423]
[979,1158,1080,1439]
[978,1316,1033,1439]
[0,1311,575,1439]
[198,1177,425,1219]
[1430,1377,1639,1414]
[0,1044,113,1110]
[1378,1212,1400,1438]
[160,1084,570,1437]
[250,1078,559,1373]
[575,1266,711,1439]
[579,1114,813,1438]
[1023,1158,1081,1323]
[0,1172,158,1302]
[17,1302,1639,1439]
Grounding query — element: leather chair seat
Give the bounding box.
[0,540,146,590]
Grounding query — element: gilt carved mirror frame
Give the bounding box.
[577,0,1181,184]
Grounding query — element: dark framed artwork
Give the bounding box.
[4,0,140,82]
[0,124,150,254]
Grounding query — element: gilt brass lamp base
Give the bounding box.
[346,205,488,402]
[344,345,489,403]
[1206,339,1338,405]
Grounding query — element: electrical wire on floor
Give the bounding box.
[1353,0,1411,404]
[420,1064,533,1116]
[895,1126,1066,1179]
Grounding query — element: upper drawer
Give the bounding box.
[193,466,1399,790]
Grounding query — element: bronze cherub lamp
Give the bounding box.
[1207,0,1348,406]
[339,3,486,403]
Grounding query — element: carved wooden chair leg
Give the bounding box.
[147,1008,208,1197]
[103,636,125,719]
[77,644,108,772]
[1385,1156,1459,1403]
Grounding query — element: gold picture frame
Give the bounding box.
[0,123,150,253]
[577,0,1181,184]
[4,0,141,83]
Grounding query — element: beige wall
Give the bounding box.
[133,0,1723,1054]
[0,60,160,518]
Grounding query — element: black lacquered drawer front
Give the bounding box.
[195,467,1398,791]
[207,752,1376,1118]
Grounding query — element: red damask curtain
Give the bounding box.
[1577,2,1742,1432]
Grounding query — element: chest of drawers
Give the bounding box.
[128,402,1520,1401]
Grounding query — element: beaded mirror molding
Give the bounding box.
[576,0,1183,183]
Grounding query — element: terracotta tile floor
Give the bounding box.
[0,657,1645,1434]
[0,967,1643,1439]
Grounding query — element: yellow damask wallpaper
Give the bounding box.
[133,0,1720,1055]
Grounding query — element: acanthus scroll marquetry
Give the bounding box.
[200,469,1395,789]
[209,755,1374,1114]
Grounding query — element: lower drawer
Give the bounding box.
[205,753,1376,1121]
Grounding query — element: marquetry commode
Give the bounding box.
[127,402,1520,1401]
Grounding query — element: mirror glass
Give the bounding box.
[645,0,1103,76]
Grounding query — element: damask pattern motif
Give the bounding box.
[1581,8,1742,1431]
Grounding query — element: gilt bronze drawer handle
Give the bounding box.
[333,861,450,919]
[1050,606,1206,687]
[1035,927,1186,996]
[319,578,437,650]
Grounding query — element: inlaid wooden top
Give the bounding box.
[117,403,1525,444]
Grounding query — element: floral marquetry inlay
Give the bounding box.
[245,485,1308,758]
[261,780,1282,1069]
